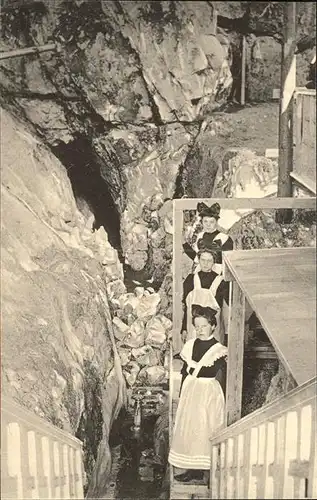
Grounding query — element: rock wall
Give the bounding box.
[1,108,128,491]
[0,0,232,285]
[1,106,174,495]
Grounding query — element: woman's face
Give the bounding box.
[199,251,214,272]
[202,216,217,232]
[194,316,213,339]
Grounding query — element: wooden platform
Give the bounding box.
[224,247,316,385]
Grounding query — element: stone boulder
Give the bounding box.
[106,279,127,301]
[212,149,278,198]
[136,293,161,321]
[131,345,161,367]
[112,317,129,342]
[138,366,167,386]
[123,361,141,387]
[117,347,131,367]
[145,316,170,348]
[122,320,145,349]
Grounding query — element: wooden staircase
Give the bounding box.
[209,377,317,499]
[1,396,85,499]
[245,313,278,360]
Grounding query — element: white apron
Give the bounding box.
[186,273,223,342]
[169,340,227,470]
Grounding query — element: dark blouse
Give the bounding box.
[181,271,230,332]
[183,230,234,263]
[180,337,227,396]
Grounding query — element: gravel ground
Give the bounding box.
[212,101,279,154]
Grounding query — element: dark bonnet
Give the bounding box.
[192,304,217,324]
[197,202,221,219]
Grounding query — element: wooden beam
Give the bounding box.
[241,35,246,106]
[276,2,297,224]
[0,43,57,61]
[173,201,183,355]
[225,280,246,426]
[173,197,316,211]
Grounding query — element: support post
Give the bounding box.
[172,202,183,355]
[276,2,297,224]
[241,35,246,106]
[225,280,246,426]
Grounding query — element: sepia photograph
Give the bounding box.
[0,1,316,500]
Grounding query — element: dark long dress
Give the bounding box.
[168,337,227,470]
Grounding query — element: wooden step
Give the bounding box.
[170,482,210,499]
[245,345,278,359]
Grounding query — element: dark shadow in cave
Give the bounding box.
[52,136,122,252]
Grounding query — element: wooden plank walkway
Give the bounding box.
[223,247,316,385]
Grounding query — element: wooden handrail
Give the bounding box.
[2,396,83,448]
[173,197,316,210]
[210,376,316,445]
[1,395,84,499]
[210,377,317,499]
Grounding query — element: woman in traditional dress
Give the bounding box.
[181,241,229,346]
[169,305,227,482]
[183,202,233,274]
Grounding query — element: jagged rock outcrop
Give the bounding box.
[0,0,232,282]
[212,148,278,198]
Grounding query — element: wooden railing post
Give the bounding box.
[276,2,297,224]
[225,280,246,426]
[241,35,246,106]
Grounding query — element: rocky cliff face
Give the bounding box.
[1,108,171,496]
[1,108,127,491]
[0,0,232,287]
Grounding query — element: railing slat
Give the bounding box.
[283,411,298,498]
[53,441,61,498]
[1,398,84,499]
[237,433,244,498]
[248,427,258,499]
[28,430,40,499]
[265,422,275,499]
[243,430,251,499]
[7,422,23,499]
[308,403,317,498]
[35,433,49,499]
[74,448,84,497]
[20,424,34,498]
[211,444,220,500]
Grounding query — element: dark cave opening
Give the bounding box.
[52,136,122,252]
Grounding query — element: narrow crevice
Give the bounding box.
[51,136,122,252]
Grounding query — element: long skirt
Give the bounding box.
[168,375,224,470]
